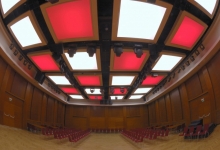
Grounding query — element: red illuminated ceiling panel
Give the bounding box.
[112,51,148,71]
[76,75,101,86]
[29,54,59,71]
[171,16,205,48]
[89,95,102,100]
[111,88,127,95]
[45,0,93,40]
[60,87,79,94]
[142,76,165,86]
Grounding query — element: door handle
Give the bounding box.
[10,115,15,119]
[4,113,9,116]
[199,115,205,119]
[204,113,210,117]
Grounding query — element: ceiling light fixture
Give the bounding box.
[90,88,95,93]
[68,45,77,57]
[87,45,96,57]
[113,43,123,57]
[120,87,125,93]
[134,44,143,58]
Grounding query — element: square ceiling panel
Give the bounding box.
[0,0,26,18]
[110,75,136,86]
[188,0,218,18]
[110,49,149,71]
[152,52,185,72]
[63,49,101,71]
[112,0,172,43]
[40,0,99,43]
[85,88,101,95]
[28,51,60,72]
[7,11,46,50]
[165,11,208,50]
[129,95,143,99]
[133,87,152,94]
[110,95,124,100]
[74,74,102,86]
[47,75,71,85]
[60,87,79,94]
[141,75,165,86]
[89,95,102,100]
[70,95,84,99]
[109,88,128,95]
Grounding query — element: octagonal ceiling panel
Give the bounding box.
[110,49,149,71]
[112,0,172,43]
[165,11,208,50]
[40,0,99,43]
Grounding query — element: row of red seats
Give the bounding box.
[179,124,210,140]
[121,128,169,146]
[68,129,90,143]
[90,128,124,133]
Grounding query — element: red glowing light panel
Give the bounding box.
[30,54,59,71]
[46,0,93,40]
[89,95,102,100]
[76,76,101,86]
[142,76,165,85]
[113,52,147,71]
[112,88,128,95]
[60,87,79,94]
[171,16,205,48]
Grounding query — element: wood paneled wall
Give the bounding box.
[0,56,65,129]
[65,105,148,130]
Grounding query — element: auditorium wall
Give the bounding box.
[0,56,65,129]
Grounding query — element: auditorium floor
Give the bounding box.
[1,125,220,150]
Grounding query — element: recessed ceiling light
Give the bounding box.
[134,87,152,94]
[112,76,135,85]
[1,0,20,14]
[10,16,42,47]
[117,0,166,40]
[129,95,143,99]
[152,54,182,71]
[85,88,101,94]
[48,76,71,85]
[64,52,98,70]
[194,0,217,14]
[69,95,84,99]
[110,96,124,100]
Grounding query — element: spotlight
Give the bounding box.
[28,64,32,70]
[47,0,59,4]
[87,45,96,57]
[195,50,200,56]
[177,68,181,73]
[90,88,95,93]
[13,50,18,56]
[19,55,23,61]
[23,60,28,66]
[134,44,143,58]
[9,43,14,50]
[120,87,125,93]
[181,65,185,70]
[100,88,104,94]
[185,61,190,66]
[110,87,114,94]
[151,73,158,78]
[190,55,195,61]
[113,43,123,57]
[68,45,77,57]
[200,44,205,50]
[115,96,118,100]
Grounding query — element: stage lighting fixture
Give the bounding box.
[90,88,95,93]
[113,43,123,57]
[28,64,32,70]
[68,45,77,57]
[185,61,190,66]
[134,44,143,58]
[23,60,28,66]
[120,87,125,93]
[47,0,59,4]
[87,45,96,57]
[190,55,195,61]
[151,73,158,77]
[181,65,185,70]
[195,50,200,56]
[200,44,205,50]
[13,50,18,56]
[115,96,118,100]
[19,55,23,61]
[9,43,14,50]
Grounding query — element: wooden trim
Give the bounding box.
[164,11,208,50]
[188,91,208,102]
[188,0,219,19]
[110,49,150,72]
[62,48,101,72]
[0,0,26,18]
[7,11,47,50]
[111,0,173,43]
[5,91,24,101]
[40,0,99,43]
